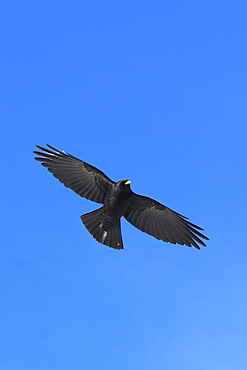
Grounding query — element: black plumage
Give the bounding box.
[34,144,209,250]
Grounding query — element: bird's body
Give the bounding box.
[34,144,209,250]
[81,180,132,249]
[103,180,132,220]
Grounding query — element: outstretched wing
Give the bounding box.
[124,193,209,249]
[34,144,114,204]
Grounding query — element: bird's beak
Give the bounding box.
[125,180,131,185]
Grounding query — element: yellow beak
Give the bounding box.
[125,180,131,185]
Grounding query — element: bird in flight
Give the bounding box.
[34,144,209,250]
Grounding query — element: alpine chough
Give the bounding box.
[34,144,209,250]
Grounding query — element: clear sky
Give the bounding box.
[1,1,247,369]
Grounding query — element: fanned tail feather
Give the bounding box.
[80,208,123,249]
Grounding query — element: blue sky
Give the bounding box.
[1,1,247,369]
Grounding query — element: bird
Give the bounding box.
[34,144,209,250]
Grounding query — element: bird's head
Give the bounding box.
[119,179,131,187]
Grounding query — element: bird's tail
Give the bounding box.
[80,207,124,249]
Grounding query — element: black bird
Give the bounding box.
[34,144,209,250]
